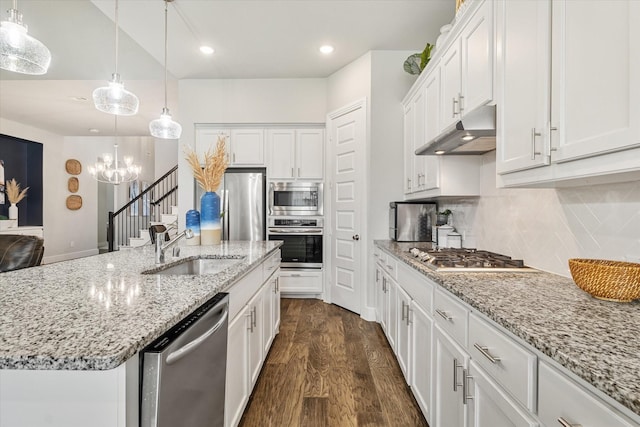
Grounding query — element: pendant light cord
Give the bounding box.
[114,0,119,75]
[163,0,168,108]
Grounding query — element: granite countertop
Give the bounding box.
[0,241,282,371]
[375,240,640,418]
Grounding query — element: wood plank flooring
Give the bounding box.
[239,299,429,427]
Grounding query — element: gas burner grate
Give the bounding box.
[408,247,528,271]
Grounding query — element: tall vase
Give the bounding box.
[8,203,18,220]
[200,191,221,245]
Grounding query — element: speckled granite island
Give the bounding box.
[376,240,640,425]
[0,241,282,427]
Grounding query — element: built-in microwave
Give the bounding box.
[268,182,323,216]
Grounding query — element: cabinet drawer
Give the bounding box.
[279,270,323,293]
[382,251,397,280]
[262,250,281,281]
[397,261,433,313]
[469,312,536,412]
[434,288,468,348]
[538,361,636,427]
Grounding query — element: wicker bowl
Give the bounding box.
[568,259,640,302]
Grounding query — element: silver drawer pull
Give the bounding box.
[474,343,501,364]
[435,309,452,321]
[462,368,473,405]
[558,417,582,427]
[557,418,582,427]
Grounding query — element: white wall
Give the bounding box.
[177,78,328,227]
[440,152,640,277]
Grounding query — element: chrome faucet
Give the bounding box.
[155,229,194,264]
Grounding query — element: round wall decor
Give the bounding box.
[68,177,79,193]
[66,195,83,210]
[65,159,82,175]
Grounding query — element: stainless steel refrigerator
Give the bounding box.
[195,168,266,241]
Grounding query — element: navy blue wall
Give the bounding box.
[0,134,44,226]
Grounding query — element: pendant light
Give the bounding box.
[88,116,141,185]
[0,0,51,75]
[93,0,139,116]
[149,0,182,139]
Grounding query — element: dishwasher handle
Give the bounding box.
[166,305,229,365]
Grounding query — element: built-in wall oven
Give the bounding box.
[267,218,323,268]
[269,182,323,216]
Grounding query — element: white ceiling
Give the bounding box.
[0,0,454,137]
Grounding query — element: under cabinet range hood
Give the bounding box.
[415,104,497,155]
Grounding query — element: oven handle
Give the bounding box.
[268,228,323,234]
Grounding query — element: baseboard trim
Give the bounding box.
[360,305,377,322]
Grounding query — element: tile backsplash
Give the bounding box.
[441,154,640,277]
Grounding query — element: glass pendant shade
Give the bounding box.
[93,73,139,116]
[150,107,182,139]
[0,8,51,75]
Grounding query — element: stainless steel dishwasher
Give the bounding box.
[140,293,229,427]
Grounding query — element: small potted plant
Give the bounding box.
[437,209,452,226]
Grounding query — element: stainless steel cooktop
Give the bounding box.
[408,247,537,272]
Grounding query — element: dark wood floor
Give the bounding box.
[239,299,429,427]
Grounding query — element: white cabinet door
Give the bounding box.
[225,305,250,427]
[230,129,264,165]
[424,65,441,144]
[550,0,640,164]
[261,278,275,355]
[440,40,462,131]
[267,129,295,179]
[247,290,264,388]
[380,272,389,334]
[387,276,398,352]
[466,361,538,427]
[410,301,433,423]
[195,127,231,163]
[538,361,636,427]
[296,129,324,180]
[412,88,427,191]
[403,102,415,194]
[433,325,469,427]
[396,285,411,382]
[460,0,494,115]
[495,0,551,175]
[375,265,385,326]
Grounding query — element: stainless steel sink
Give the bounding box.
[145,257,244,275]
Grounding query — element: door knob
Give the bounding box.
[352,234,360,241]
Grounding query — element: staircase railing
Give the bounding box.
[107,165,178,251]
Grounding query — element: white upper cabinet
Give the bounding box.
[267,128,324,181]
[497,0,640,186]
[403,102,415,194]
[195,127,264,166]
[230,129,265,165]
[412,88,428,191]
[441,0,494,132]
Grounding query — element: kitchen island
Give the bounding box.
[0,241,282,426]
[376,240,640,425]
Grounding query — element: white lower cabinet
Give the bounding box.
[278,269,323,294]
[225,252,280,427]
[538,361,636,427]
[433,324,470,427]
[467,361,538,427]
[409,300,433,421]
[396,285,412,381]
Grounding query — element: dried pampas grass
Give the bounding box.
[184,135,228,193]
[6,179,28,204]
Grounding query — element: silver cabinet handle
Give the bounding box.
[291,167,294,178]
[436,309,452,321]
[473,343,501,364]
[298,167,300,177]
[462,368,473,405]
[407,178,411,190]
[401,301,407,321]
[452,97,458,118]
[376,269,380,282]
[531,128,542,159]
[557,418,582,427]
[407,307,412,326]
[232,152,236,163]
[251,306,257,329]
[246,312,253,332]
[386,264,393,270]
[382,277,387,293]
[459,94,464,114]
[453,358,463,392]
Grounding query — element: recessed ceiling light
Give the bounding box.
[319,45,334,54]
[89,128,100,134]
[200,46,214,55]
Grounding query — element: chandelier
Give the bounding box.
[149,0,182,139]
[92,0,139,116]
[88,117,141,185]
[0,0,51,75]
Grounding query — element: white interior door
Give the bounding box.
[328,101,366,314]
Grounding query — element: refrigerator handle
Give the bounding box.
[223,189,230,240]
